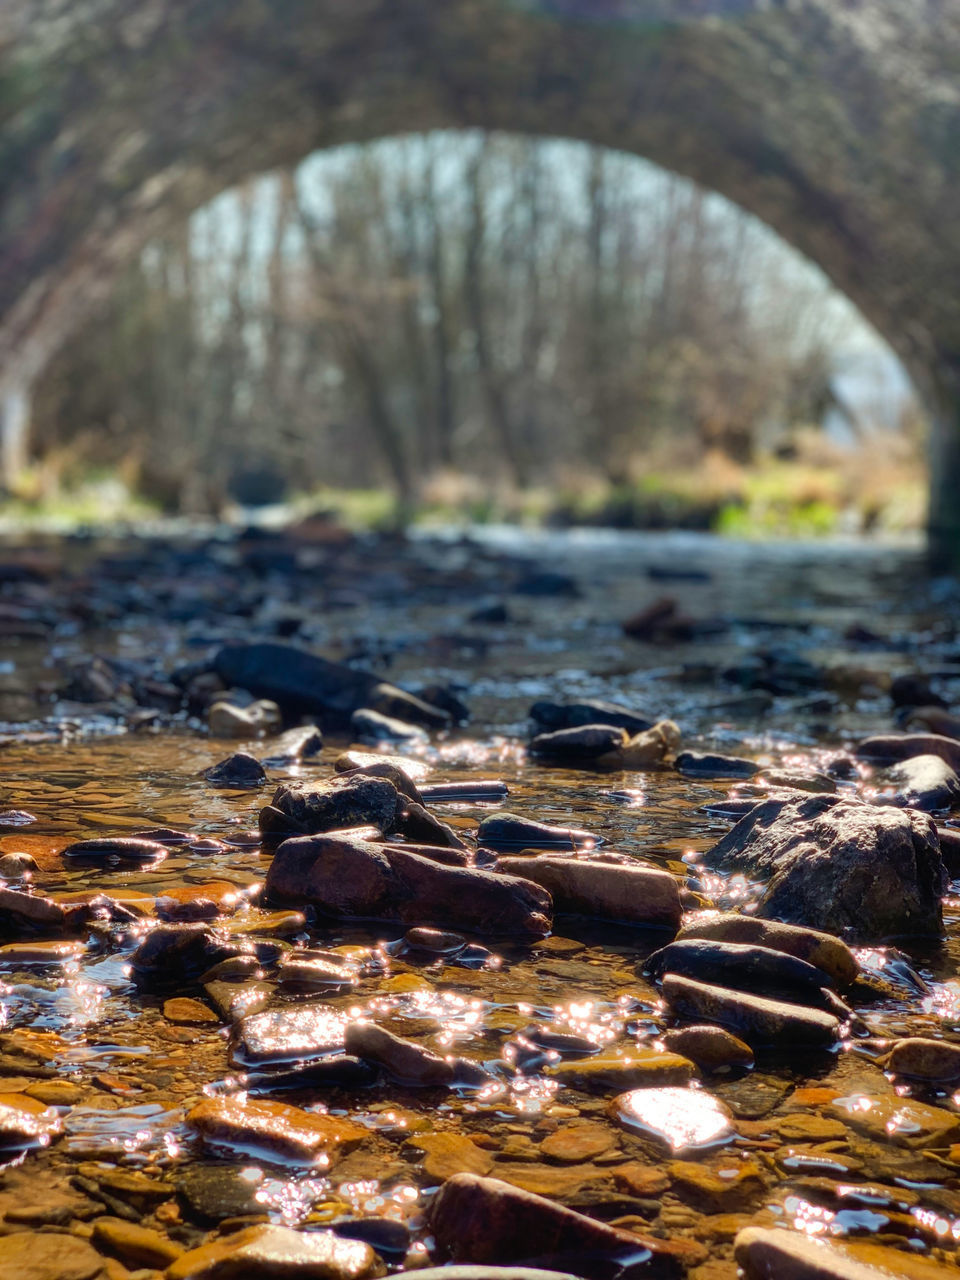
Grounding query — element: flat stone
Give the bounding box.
[855,732,960,771]
[490,1162,612,1197]
[345,1020,488,1087]
[0,1233,106,1280]
[611,1161,670,1196]
[668,1159,766,1211]
[677,913,858,986]
[186,1096,366,1165]
[735,1226,960,1279]
[676,751,759,778]
[775,1113,848,1142]
[545,1048,695,1092]
[167,1223,381,1279]
[660,1026,754,1072]
[646,939,834,1000]
[610,1086,735,1152]
[498,854,681,927]
[661,974,839,1046]
[163,997,219,1025]
[92,1216,183,1267]
[477,813,599,851]
[177,1163,267,1221]
[405,1131,495,1180]
[277,954,359,994]
[538,1122,617,1162]
[0,1091,61,1147]
[0,939,84,964]
[24,1079,84,1105]
[829,1093,960,1148]
[60,836,168,862]
[204,978,272,1023]
[351,706,428,744]
[231,1002,348,1065]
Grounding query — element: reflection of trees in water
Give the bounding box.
[32,132,900,513]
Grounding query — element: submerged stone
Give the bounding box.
[92,1217,183,1268]
[0,939,84,964]
[735,1225,959,1280]
[0,1092,61,1148]
[265,833,551,937]
[405,1130,495,1180]
[498,854,681,928]
[186,1096,366,1165]
[661,974,839,1046]
[659,1025,754,1072]
[830,1093,960,1148]
[0,851,39,877]
[610,1086,735,1153]
[0,1233,106,1280]
[544,1048,695,1092]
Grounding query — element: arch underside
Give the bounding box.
[1,0,959,549]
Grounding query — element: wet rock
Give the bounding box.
[530,699,655,735]
[0,1092,62,1148]
[345,1020,489,1086]
[60,836,169,862]
[0,939,84,964]
[675,751,759,779]
[677,912,858,986]
[0,1232,107,1280]
[177,1162,265,1221]
[406,1130,496,1179]
[204,978,273,1023]
[660,1026,754,1072]
[204,751,267,787]
[645,940,836,1002]
[758,770,837,794]
[537,1122,616,1163]
[336,761,424,804]
[0,886,69,933]
[876,754,960,811]
[351,707,428,744]
[0,851,38,877]
[855,731,960,771]
[163,996,219,1025]
[610,1086,734,1153]
[260,724,324,765]
[167,1224,383,1280]
[231,1002,349,1065]
[404,926,467,955]
[661,974,839,1046]
[92,1217,183,1268]
[429,1172,672,1270]
[214,640,449,729]
[395,800,468,849]
[891,674,949,710]
[544,1048,695,1092]
[529,723,632,763]
[61,655,128,703]
[265,775,401,836]
[704,794,945,942]
[668,1159,766,1212]
[512,570,579,597]
[130,923,234,989]
[420,779,509,802]
[277,953,359,994]
[734,1225,955,1280]
[265,833,551,937]
[498,855,681,928]
[884,1036,960,1081]
[902,706,960,740]
[207,698,282,737]
[478,813,600,852]
[250,1056,379,1092]
[831,1093,960,1148]
[186,1095,366,1165]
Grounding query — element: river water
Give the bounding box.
[0,525,959,1277]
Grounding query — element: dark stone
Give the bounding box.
[529,724,628,762]
[467,602,511,624]
[60,837,169,862]
[350,707,427,744]
[344,1020,489,1086]
[529,700,654,735]
[248,1057,379,1092]
[260,725,324,766]
[177,1163,265,1221]
[335,761,423,804]
[876,754,960,812]
[130,923,236,989]
[264,832,551,937]
[265,775,401,836]
[429,1173,677,1273]
[890,674,948,710]
[645,940,835,1002]
[511,571,579,597]
[675,751,758,779]
[204,752,266,788]
[417,684,471,723]
[364,682,452,729]
[477,813,600,852]
[333,1217,410,1259]
[394,801,468,849]
[661,974,839,1046]
[498,854,682,928]
[704,794,946,942]
[855,732,960,771]
[676,912,858,986]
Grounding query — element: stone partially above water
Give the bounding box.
[675,751,759,779]
[167,1224,383,1280]
[659,1025,754,1072]
[498,854,681,928]
[204,752,267,788]
[645,939,835,1001]
[735,1226,960,1280]
[704,794,945,942]
[856,731,960,771]
[477,813,600,852]
[676,912,858,987]
[351,707,428,744]
[345,1020,489,1087]
[610,1086,735,1153]
[661,974,839,1046]
[265,833,551,937]
[884,1036,960,1082]
[875,754,960,812]
[829,1093,960,1149]
[544,1048,695,1092]
[186,1095,366,1165]
[231,1002,348,1065]
[265,775,402,836]
[530,698,655,735]
[60,836,169,862]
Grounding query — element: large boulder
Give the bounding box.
[704,795,945,942]
[265,833,551,937]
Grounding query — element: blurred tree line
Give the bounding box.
[32,131,879,514]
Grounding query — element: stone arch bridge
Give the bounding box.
[1,0,959,557]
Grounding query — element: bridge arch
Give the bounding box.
[1,1,958,553]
